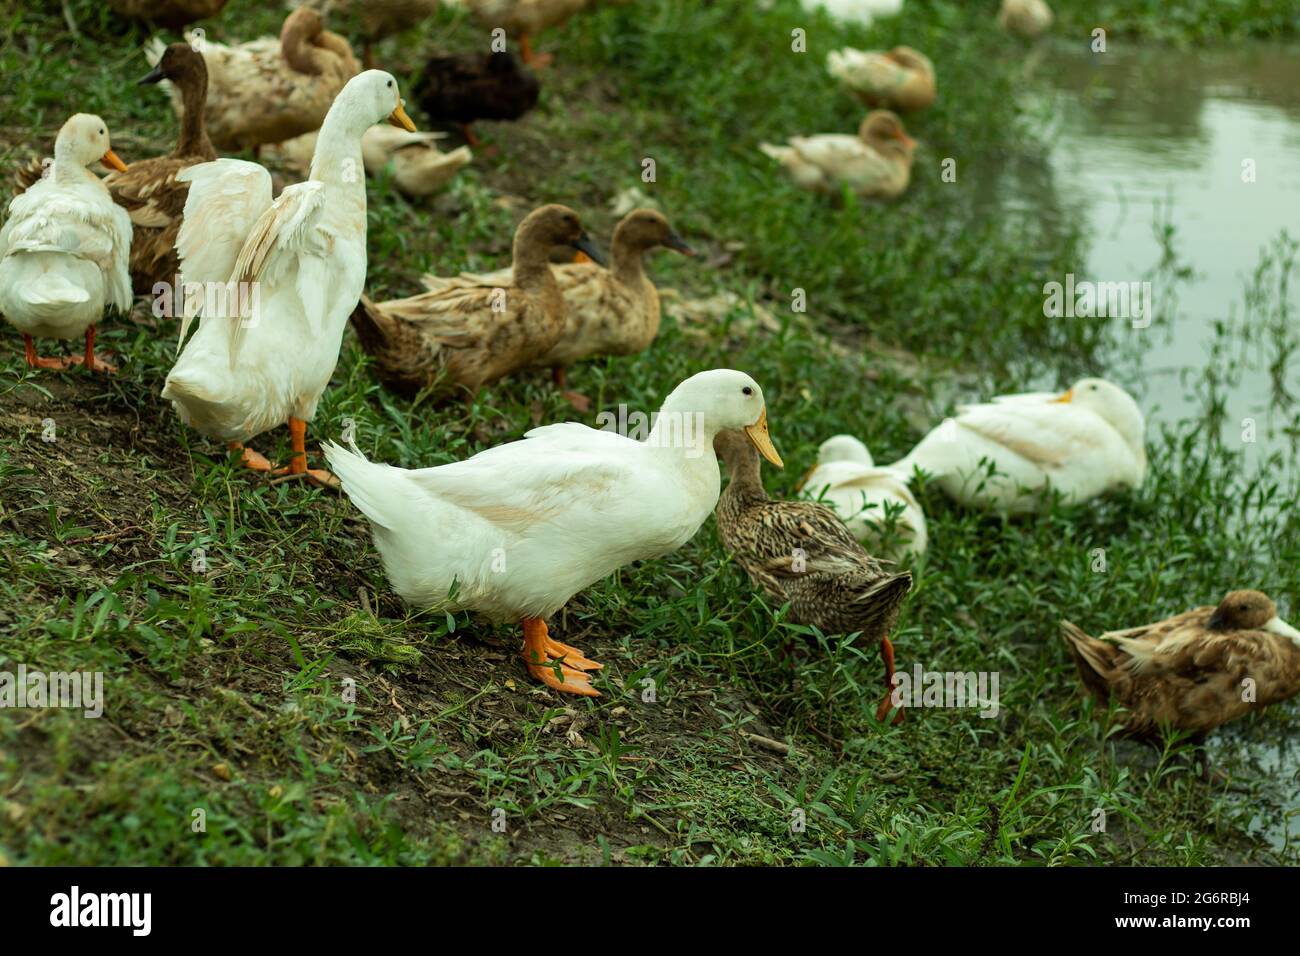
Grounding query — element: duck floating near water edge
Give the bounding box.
[324,369,783,696]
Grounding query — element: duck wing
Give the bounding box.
[174,158,274,347]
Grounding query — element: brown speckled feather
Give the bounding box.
[715,431,911,642]
[350,204,591,399]
[1062,592,1300,736]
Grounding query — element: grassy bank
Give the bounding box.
[0,0,1297,865]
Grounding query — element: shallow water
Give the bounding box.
[1016,43,1300,469]
[1017,43,1300,856]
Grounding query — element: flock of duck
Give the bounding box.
[4,0,1299,762]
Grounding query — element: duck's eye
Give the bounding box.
[386,80,393,88]
[99,128,105,135]
[742,386,754,396]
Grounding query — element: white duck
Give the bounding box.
[799,434,928,558]
[999,0,1053,39]
[760,111,916,200]
[801,0,904,27]
[271,125,472,198]
[0,114,131,372]
[162,70,416,487]
[888,378,1146,513]
[323,368,784,696]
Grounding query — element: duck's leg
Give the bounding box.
[275,417,340,489]
[519,34,554,69]
[875,635,904,725]
[61,325,116,373]
[551,365,591,412]
[458,123,482,149]
[228,442,274,472]
[22,334,64,370]
[521,617,601,696]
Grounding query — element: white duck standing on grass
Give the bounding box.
[162,70,417,487]
[798,434,928,558]
[324,369,784,697]
[0,114,131,372]
[888,378,1146,513]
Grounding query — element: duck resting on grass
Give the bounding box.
[415,50,539,149]
[713,430,911,724]
[887,377,1146,513]
[1061,591,1300,772]
[797,433,928,559]
[161,71,417,487]
[760,110,916,200]
[826,46,936,113]
[324,368,784,696]
[0,114,131,373]
[349,204,604,400]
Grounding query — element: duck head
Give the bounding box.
[613,208,694,258]
[1052,378,1146,475]
[817,434,874,467]
[1208,590,1300,642]
[515,204,606,266]
[859,110,916,156]
[663,370,782,468]
[331,70,417,134]
[54,113,126,172]
[139,41,207,90]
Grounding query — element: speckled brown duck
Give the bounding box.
[714,429,913,723]
[349,204,604,399]
[1062,590,1300,739]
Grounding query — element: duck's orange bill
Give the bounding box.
[388,101,417,132]
[101,150,128,172]
[1051,389,1073,404]
[744,407,783,469]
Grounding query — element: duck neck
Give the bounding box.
[51,141,89,186]
[610,227,649,287]
[512,239,561,294]
[720,448,767,505]
[174,72,215,159]
[309,106,366,190]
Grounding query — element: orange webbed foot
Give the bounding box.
[522,618,601,696]
[229,443,275,472]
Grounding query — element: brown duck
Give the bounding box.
[1062,590,1300,738]
[349,204,604,399]
[714,429,913,723]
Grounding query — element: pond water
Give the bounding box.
[1018,42,1300,471]
[1021,42,1300,856]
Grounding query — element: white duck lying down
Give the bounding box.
[888,378,1146,513]
[798,434,927,558]
[162,71,417,488]
[325,368,784,697]
[0,114,131,372]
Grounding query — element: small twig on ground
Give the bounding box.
[743,732,793,756]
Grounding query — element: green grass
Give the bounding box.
[0,0,1298,866]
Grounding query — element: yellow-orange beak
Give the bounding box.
[1051,389,1073,404]
[744,407,783,469]
[101,149,128,172]
[388,101,416,132]
[898,131,917,149]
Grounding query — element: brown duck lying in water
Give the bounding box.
[349,204,604,399]
[713,429,912,723]
[1062,590,1300,740]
